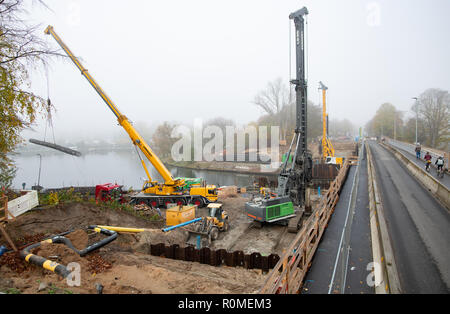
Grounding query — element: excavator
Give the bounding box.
[318,81,343,166]
[245,7,313,233]
[44,26,217,208]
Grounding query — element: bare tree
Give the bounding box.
[253,78,291,140]
[253,77,289,115]
[415,88,449,148]
[0,0,60,67]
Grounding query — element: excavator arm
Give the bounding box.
[44,26,179,187]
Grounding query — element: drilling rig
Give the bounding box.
[319,81,343,166]
[245,7,313,233]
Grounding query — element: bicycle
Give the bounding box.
[425,160,431,172]
[436,166,445,179]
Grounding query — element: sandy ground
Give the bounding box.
[0,191,326,294]
[0,200,269,294]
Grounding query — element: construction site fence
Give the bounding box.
[150,243,280,271]
[259,156,356,294]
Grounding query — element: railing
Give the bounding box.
[259,157,353,294]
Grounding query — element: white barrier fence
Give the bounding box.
[7,190,39,219]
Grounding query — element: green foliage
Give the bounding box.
[1,0,57,186]
[38,188,83,206]
[47,284,58,294]
[366,89,449,150]
[0,161,16,189]
[4,287,21,294]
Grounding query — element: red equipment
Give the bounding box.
[95,183,125,203]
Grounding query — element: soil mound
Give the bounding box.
[66,229,89,250]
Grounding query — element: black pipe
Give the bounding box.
[20,227,117,277]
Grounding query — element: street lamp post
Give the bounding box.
[394,111,396,140]
[36,154,42,189]
[412,97,418,144]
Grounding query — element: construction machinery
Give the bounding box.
[95,183,126,203]
[185,203,229,248]
[318,81,343,166]
[245,7,313,233]
[44,26,217,208]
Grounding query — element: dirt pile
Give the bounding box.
[218,186,238,197]
[35,242,84,265]
[66,229,89,250]
[4,202,162,242]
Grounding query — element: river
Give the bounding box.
[11,149,275,191]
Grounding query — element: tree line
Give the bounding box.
[365,88,449,150]
[149,78,357,159]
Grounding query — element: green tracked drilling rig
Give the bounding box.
[245,7,313,233]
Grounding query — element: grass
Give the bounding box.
[47,283,58,294]
[3,287,21,294]
[38,189,162,222]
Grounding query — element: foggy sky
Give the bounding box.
[22,0,450,142]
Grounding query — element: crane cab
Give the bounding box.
[190,185,218,202]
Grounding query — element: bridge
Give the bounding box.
[260,138,449,294]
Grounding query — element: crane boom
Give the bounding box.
[44,26,178,186]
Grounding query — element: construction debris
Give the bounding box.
[217,186,238,197]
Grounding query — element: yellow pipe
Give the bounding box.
[43,260,59,272]
[96,225,146,233]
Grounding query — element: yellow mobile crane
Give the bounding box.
[318,81,342,166]
[45,26,217,207]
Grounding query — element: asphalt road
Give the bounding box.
[344,147,373,294]
[302,147,374,294]
[369,141,450,293]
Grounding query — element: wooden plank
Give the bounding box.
[0,224,17,252]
